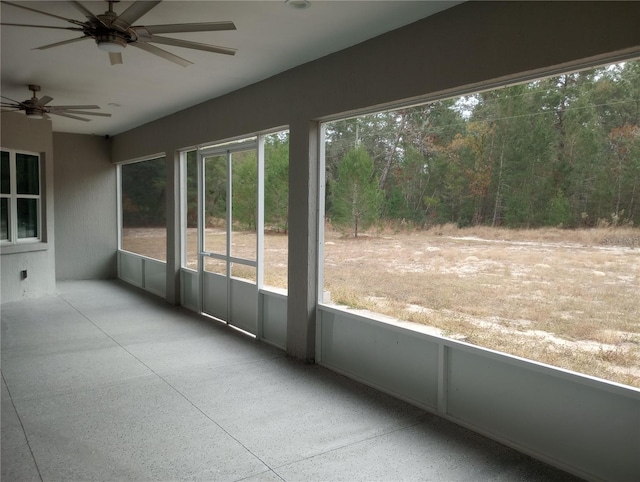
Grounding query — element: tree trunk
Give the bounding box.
[378,110,407,190]
[492,135,507,227]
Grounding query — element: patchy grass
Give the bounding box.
[122,225,640,388]
[322,225,640,388]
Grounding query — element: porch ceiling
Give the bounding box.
[1,1,460,136]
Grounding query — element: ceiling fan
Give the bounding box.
[1,84,112,122]
[0,0,237,66]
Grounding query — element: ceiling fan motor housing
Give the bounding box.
[25,106,43,118]
[92,9,133,52]
[22,99,44,118]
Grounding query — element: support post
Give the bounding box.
[287,120,319,362]
[166,149,181,305]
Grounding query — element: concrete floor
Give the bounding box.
[1,280,582,481]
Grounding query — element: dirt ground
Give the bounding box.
[122,226,640,388]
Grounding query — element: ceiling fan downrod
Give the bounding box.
[24,85,43,118]
[28,84,41,99]
[107,0,120,13]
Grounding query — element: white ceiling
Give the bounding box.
[1,1,460,136]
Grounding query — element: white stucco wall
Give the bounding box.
[1,113,56,303]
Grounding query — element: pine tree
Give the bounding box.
[331,147,382,237]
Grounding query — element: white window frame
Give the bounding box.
[117,154,167,259]
[1,148,42,246]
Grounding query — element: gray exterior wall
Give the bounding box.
[53,133,116,280]
[0,113,56,302]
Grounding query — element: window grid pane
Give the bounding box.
[184,150,198,269]
[231,149,257,261]
[203,256,226,275]
[16,198,38,238]
[16,153,39,195]
[1,198,9,240]
[1,151,10,194]
[203,154,227,255]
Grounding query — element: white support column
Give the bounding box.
[256,135,265,289]
[287,120,319,362]
[166,149,181,305]
[256,135,266,340]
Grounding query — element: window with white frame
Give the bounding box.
[1,149,41,244]
[119,156,167,261]
[319,59,640,389]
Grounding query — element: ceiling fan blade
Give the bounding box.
[34,36,90,50]
[139,22,236,35]
[109,52,123,65]
[1,1,85,27]
[112,1,162,31]
[48,105,101,110]
[52,110,112,117]
[131,41,192,67]
[2,108,21,113]
[145,36,237,56]
[1,95,25,104]
[0,23,84,31]
[69,1,106,26]
[36,96,54,106]
[48,111,91,122]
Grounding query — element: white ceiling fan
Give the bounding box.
[1,0,237,67]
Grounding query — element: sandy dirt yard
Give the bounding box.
[123,226,640,388]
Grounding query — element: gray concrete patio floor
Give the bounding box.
[1,280,582,481]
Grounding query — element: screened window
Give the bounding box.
[1,149,41,244]
[183,149,198,269]
[120,157,167,261]
[263,131,289,291]
[320,60,640,389]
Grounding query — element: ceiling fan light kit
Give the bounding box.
[25,111,43,119]
[96,34,127,53]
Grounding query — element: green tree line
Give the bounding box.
[326,61,640,234]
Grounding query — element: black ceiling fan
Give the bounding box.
[1,84,112,122]
[0,0,237,66]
